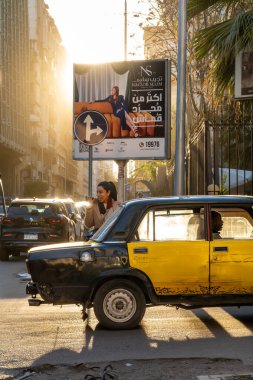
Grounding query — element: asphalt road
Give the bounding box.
[1,257,253,379]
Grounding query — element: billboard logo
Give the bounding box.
[139,142,144,148]
[140,65,152,77]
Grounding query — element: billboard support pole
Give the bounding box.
[174,0,187,195]
[115,160,127,203]
[124,0,127,60]
[116,0,128,203]
[88,146,93,196]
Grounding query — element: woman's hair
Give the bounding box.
[98,181,110,192]
[97,181,117,201]
[112,86,119,97]
[97,181,117,210]
[110,86,119,102]
[107,181,117,201]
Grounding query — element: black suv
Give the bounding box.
[0,198,76,261]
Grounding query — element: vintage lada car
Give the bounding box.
[26,195,253,329]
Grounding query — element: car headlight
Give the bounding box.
[80,251,95,262]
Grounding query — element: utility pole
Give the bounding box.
[116,0,128,203]
[174,0,187,195]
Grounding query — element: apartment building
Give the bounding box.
[0,0,88,198]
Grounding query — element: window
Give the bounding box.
[211,207,253,240]
[138,211,153,241]
[9,203,58,217]
[136,207,205,241]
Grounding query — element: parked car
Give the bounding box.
[60,198,84,240]
[26,195,253,330]
[0,205,8,224]
[0,198,76,261]
[75,200,89,238]
[75,201,89,220]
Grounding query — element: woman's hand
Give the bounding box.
[85,196,95,207]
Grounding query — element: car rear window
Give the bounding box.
[8,204,59,217]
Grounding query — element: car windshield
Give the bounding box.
[8,203,58,217]
[91,206,124,242]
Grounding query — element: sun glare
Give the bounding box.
[45,0,147,99]
[46,0,126,63]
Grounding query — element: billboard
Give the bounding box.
[73,59,170,160]
[235,51,253,99]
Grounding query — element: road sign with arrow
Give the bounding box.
[74,111,108,145]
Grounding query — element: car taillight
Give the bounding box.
[3,232,14,236]
[48,217,64,225]
[49,233,59,238]
[2,217,15,225]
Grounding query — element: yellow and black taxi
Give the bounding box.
[26,195,253,329]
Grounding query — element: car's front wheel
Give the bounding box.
[93,280,146,330]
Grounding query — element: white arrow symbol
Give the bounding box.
[83,114,103,141]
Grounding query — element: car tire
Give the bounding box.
[93,280,146,330]
[0,245,9,261]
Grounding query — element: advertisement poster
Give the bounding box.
[235,51,253,98]
[73,59,170,160]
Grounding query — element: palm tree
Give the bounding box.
[187,0,253,93]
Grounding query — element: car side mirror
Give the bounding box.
[83,227,98,241]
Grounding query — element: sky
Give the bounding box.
[45,0,148,63]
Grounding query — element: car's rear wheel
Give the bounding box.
[93,280,146,330]
[0,245,9,261]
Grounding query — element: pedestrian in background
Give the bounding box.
[84,181,120,231]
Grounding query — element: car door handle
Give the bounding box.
[134,248,148,254]
[213,246,228,252]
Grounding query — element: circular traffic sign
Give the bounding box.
[74,110,109,145]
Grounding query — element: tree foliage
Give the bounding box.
[129,160,170,196]
[188,0,253,93]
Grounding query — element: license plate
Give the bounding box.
[24,234,38,240]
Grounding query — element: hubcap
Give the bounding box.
[103,288,137,323]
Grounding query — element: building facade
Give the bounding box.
[0,0,31,195]
[0,0,89,199]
